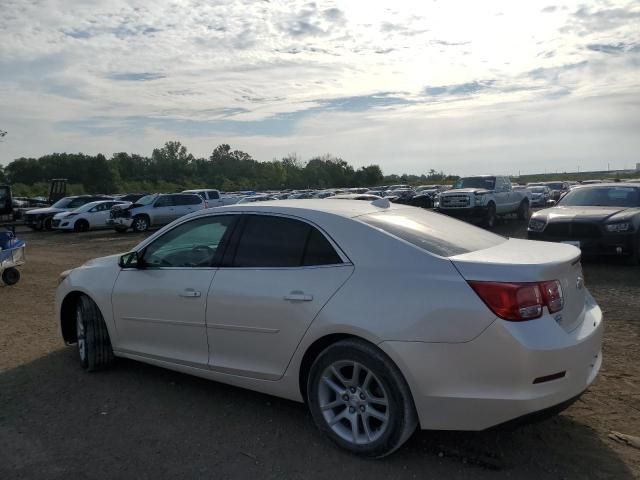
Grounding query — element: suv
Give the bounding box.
[109,193,205,232]
[435,175,529,227]
[23,195,113,230]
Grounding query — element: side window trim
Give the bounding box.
[219,212,350,270]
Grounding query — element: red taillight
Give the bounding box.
[468,280,563,321]
[541,280,564,313]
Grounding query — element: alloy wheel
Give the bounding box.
[318,360,390,445]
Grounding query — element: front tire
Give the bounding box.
[517,200,530,221]
[76,295,114,371]
[484,202,497,229]
[307,339,417,457]
[43,216,53,231]
[74,219,90,232]
[131,215,150,233]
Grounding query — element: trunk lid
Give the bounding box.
[450,238,586,332]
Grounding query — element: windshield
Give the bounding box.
[558,186,640,207]
[135,194,157,206]
[453,177,495,190]
[360,209,507,257]
[51,198,73,208]
[546,182,564,190]
[530,187,546,193]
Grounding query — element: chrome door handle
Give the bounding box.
[180,288,201,298]
[284,292,313,302]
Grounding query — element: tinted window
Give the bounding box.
[184,194,203,205]
[209,191,220,200]
[360,209,507,257]
[232,215,341,267]
[302,228,341,266]
[143,216,235,268]
[155,196,173,207]
[68,198,90,208]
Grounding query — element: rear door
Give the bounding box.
[205,214,353,380]
[152,196,174,225]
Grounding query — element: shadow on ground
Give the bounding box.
[1,349,634,480]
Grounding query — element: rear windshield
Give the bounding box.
[359,209,507,257]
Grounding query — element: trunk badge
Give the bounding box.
[576,276,584,290]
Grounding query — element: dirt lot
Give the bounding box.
[1,220,639,479]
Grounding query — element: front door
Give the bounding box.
[112,214,237,366]
[206,214,353,380]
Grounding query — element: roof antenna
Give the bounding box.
[371,198,390,208]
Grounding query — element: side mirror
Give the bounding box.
[119,251,142,268]
[547,200,557,207]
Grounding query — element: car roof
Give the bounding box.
[570,182,640,189]
[195,199,406,219]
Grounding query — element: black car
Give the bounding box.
[527,183,640,264]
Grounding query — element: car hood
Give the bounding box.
[81,254,121,268]
[26,207,65,215]
[442,188,491,195]
[532,206,640,223]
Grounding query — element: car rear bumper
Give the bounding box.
[528,231,637,256]
[380,291,603,430]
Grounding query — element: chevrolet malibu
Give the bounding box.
[56,199,602,457]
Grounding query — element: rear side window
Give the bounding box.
[155,196,174,207]
[359,210,506,257]
[209,191,220,200]
[177,194,202,206]
[231,215,342,267]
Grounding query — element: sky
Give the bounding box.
[1,0,639,176]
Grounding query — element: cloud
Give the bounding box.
[0,0,638,176]
[107,72,166,81]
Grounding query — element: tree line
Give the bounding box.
[0,141,456,197]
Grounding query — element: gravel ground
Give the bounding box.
[1,218,639,480]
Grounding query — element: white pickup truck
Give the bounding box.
[434,175,530,227]
[181,189,239,208]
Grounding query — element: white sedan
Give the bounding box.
[56,199,602,456]
[53,200,128,232]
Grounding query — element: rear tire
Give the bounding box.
[132,215,150,233]
[1,267,20,286]
[484,203,497,229]
[76,295,114,371]
[307,339,417,457]
[628,237,640,266]
[517,200,530,221]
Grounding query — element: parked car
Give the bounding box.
[236,194,277,204]
[528,183,640,264]
[53,200,129,232]
[435,176,529,227]
[23,195,113,231]
[529,186,551,207]
[181,189,236,208]
[114,193,148,203]
[108,193,205,232]
[327,193,382,201]
[57,199,602,456]
[544,182,570,201]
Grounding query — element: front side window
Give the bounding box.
[142,215,235,268]
[231,215,342,268]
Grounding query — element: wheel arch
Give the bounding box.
[60,291,106,344]
[298,333,410,404]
